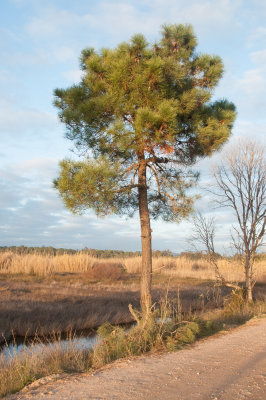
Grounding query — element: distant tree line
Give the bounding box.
[0,246,76,256]
[1,246,264,261]
[0,246,173,258]
[179,251,221,260]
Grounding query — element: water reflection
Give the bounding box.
[1,334,99,362]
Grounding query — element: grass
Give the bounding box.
[0,251,265,345]
[0,251,265,397]
[0,292,265,398]
[0,332,93,397]
[1,251,265,283]
[0,280,140,342]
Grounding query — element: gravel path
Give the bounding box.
[7,317,266,400]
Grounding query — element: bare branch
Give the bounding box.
[210,139,265,301]
[191,212,240,290]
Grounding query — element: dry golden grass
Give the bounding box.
[0,332,93,398]
[0,252,94,276]
[0,252,265,283]
[160,256,266,283]
[122,255,266,283]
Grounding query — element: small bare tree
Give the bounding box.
[191,212,240,290]
[191,213,221,280]
[211,140,265,301]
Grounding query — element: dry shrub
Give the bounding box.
[0,252,13,270]
[153,257,176,272]
[122,257,142,274]
[191,263,208,271]
[85,262,125,281]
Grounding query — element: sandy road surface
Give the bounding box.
[7,318,266,400]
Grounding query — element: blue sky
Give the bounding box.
[0,0,265,252]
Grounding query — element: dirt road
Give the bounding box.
[7,318,266,400]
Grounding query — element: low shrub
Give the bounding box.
[223,288,245,315]
[85,262,125,281]
[93,308,202,369]
[198,319,221,337]
[191,263,208,271]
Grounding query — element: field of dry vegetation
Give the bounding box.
[0,251,265,344]
[0,251,265,398]
[1,251,265,282]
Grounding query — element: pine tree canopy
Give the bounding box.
[54,24,236,221]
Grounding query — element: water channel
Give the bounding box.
[1,322,135,363]
[0,333,99,363]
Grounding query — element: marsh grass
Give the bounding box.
[0,252,94,276]
[1,293,265,398]
[0,251,265,397]
[0,332,93,398]
[0,252,265,283]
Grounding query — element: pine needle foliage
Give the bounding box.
[54,23,235,220]
[53,24,236,312]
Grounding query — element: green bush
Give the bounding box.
[224,288,245,315]
[93,315,202,369]
[198,319,220,336]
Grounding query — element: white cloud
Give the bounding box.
[0,27,21,42]
[25,8,82,38]
[166,0,241,32]
[0,154,239,252]
[0,103,58,135]
[248,26,266,47]
[0,69,19,87]
[23,0,242,46]
[1,46,75,67]
[214,45,266,120]
[252,0,266,16]
[237,68,265,95]
[250,49,266,66]
[234,48,266,116]
[232,121,266,143]
[63,69,83,84]
[53,46,76,62]
[12,158,59,182]
[84,2,160,40]
[1,0,264,252]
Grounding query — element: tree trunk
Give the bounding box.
[245,256,253,302]
[138,158,152,315]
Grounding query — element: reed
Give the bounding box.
[0,252,94,276]
[0,251,265,283]
[160,256,266,283]
[0,332,92,398]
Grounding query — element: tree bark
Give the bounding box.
[138,157,152,315]
[245,255,253,302]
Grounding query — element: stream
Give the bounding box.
[0,333,99,362]
[0,322,135,363]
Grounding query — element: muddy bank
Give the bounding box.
[1,277,265,345]
[0,280,139,344]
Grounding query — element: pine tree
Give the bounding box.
[54,24,236,315]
